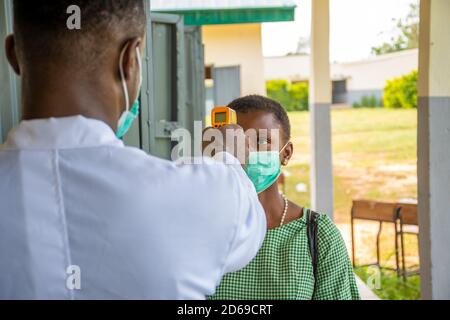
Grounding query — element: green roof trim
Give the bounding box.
[152,6,296,26]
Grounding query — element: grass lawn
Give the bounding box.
[283,107,419,300]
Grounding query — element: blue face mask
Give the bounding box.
[245,143,289,194]
[116,45,143,139]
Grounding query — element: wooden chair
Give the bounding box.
[396,203,420,280]
[351,200,402,275]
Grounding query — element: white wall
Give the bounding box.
[202,23,266,97]
[334,49,418,91]
[264,49,419,91]
[264,54,310,82]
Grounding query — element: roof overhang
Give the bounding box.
[151,6,296,26]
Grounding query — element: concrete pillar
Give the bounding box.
[418,0,450,300]
[309,0,333,219]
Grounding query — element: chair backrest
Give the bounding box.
[351,200,399,222]
[397,203,418,226]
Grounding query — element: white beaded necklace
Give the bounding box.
[279,194,289,227]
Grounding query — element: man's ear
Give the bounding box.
[119,37,143,106]
[120,37,142,81]
[5,35,21,76]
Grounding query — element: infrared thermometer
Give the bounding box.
[211,106,237,128]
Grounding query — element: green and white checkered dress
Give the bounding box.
[210,209,360,300]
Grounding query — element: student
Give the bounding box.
[210,95,360,300]
[0,1,266,299]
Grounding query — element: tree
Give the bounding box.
[287,37,310,56]
[295,37,310,55]
[371,2,419,56]
[383,70,418,109]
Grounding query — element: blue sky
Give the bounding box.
[262,0,416,62]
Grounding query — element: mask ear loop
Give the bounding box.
[119,43,131,114]
[279,142,290,155]
[280,141,291,166]
[135,48,143,90]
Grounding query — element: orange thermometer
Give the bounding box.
[211,106,237,128]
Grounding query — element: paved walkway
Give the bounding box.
[356,275,380,300]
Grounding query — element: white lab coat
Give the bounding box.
[0,116,266,300]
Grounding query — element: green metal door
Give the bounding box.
[143,13,187,160]
[213,66,241,106]
[0,0,21,144]
[125,13,206,160]
[184,26,206,134]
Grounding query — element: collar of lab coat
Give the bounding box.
[2,116,124,150]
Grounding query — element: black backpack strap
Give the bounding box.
[306,209,319,296]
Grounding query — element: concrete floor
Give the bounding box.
[356,276,380,300]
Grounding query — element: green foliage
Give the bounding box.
[353,94,382,109]
[266,80,309,112]
[266,80,291,109]
[289,82,309,111]
[355,266,420,300]
[372,2,419,56]
[383,70,418,109]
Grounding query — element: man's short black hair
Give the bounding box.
[228,95,292,142]
[13,0,146,67]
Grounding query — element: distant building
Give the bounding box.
[264,49,419,106]
[152,0,296,108]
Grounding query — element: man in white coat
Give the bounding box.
[0,0,266,299]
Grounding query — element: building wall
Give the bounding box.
[345,89,383,106]
[264,54,310,82]
[202,23,266,97]
[333,49,419,91]
[264,49,419,105]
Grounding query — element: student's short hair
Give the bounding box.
[228,95,292,142]
[13,0,146,68]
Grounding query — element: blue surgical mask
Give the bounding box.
[116,45,143,139]
[245,143,289,194]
